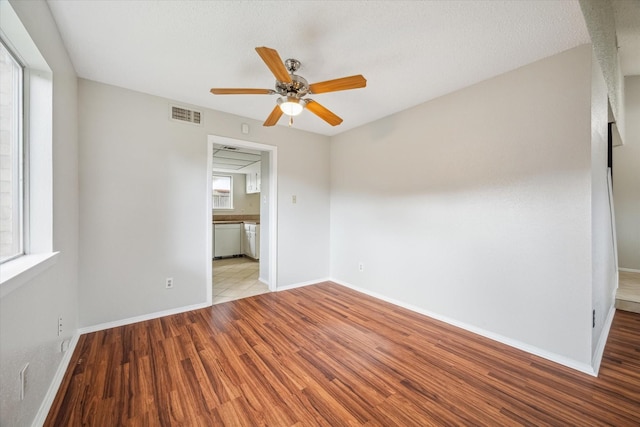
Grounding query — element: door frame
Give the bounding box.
[207,135,278,304]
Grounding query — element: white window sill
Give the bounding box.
[0,252,59,298]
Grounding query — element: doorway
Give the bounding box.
[206,135,278,305]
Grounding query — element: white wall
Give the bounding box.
[330,45,604,369]
[259,151,271,283]
[78,79,330,327]
[212,172,260,216]
[0,1,79,425]
[613,76,640,270]
[590,51,617,359]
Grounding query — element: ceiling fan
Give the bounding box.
[210,46,367,127]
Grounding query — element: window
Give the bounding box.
[0,40,24,263]
[213,175,233,209]
[0,0,56,294]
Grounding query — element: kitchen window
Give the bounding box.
[0,39,24,264]
[213,175,233,209]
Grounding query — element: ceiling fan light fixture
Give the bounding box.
[277,97,304,116]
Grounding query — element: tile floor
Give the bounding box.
[213,257,269,304]
[616,270,640,314]
[617,270,640,302]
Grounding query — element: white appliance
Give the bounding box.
[214,223,241,258]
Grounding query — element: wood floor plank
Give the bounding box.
[46,282,640,426]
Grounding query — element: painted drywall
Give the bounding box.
[259,151,271,283]
[78,79,330,327]
[614,76,640,269]
[330,45,602,367]
[212,172,260,216]
[590,50,617,358]
[0,0,79,425]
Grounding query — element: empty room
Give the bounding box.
[1,1,639,426]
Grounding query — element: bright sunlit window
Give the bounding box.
[0,40,24,263]
[213,175,233,209]
[0,0,56,295]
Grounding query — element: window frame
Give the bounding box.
[0,37,25,264]
[212,174,234,210]
[0,0,57,298]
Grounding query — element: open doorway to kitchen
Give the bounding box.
[207,135,277,305]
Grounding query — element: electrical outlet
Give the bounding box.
[19,363,29,400]
[166,278,174,289]
[358,262,364,272]
[292,195,297,204]
[58,316,63,336]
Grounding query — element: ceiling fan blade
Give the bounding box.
[210,88,273,95]
[305,100,343,126]
[263,105,284,126]
[255,46,292,84]
[309,75,367,94]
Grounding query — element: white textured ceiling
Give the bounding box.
[613,0,640,77]
[46,0,593,136]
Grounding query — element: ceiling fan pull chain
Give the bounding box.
[289,115,293,127]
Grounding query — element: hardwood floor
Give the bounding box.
[46,282,640,426]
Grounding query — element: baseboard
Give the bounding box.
[591,304,616,375]
[32,333,80,427]
[276,277,331,292]
[619,268,640,273]
[78,301,211,335]
[330,278,597,377]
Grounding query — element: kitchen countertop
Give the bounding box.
[213,220,260,224]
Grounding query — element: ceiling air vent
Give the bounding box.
[170,105,202,125]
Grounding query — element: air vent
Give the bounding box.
[170,105,202,125]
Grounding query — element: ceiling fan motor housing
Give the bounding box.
[275,71,309,98]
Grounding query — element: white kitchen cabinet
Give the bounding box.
[255,224,260,260]
[246,173,254,193]
[241,224,251,257]
[214,223,241,257]
[243,223,260,259]
[245,171,261,194]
